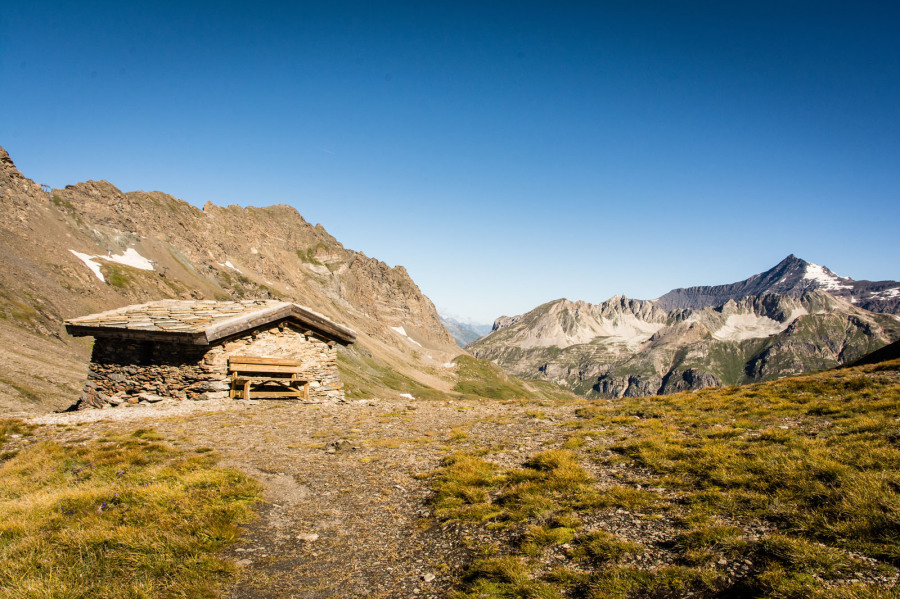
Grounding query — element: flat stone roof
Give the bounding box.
[65,300,357,345]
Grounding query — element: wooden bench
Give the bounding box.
[228,356,309,400]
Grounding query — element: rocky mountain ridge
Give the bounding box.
[471,289,900,398]
[656,254,900,314]
[0,145,462,413]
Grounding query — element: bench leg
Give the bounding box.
[243,380,251,400]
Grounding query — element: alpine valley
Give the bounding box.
[3,141,899,411]
[469,257,900,398]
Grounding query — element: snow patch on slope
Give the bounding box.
[70,250,105,282]
[803,263,852,291]
[871,287,900,299]
[70,248,154,282]
[712,308,808,341]
[390,325,423,347]
[106,248,154,270]
[521,313,664,350]
[217,261,243,273]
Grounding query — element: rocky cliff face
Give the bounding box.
[470,291,900,398]
[656,254,900,315]
[0,146,461,413]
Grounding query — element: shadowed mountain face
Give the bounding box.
[656,254,900,315]
[0,146,462,414]
[471,290,900,399]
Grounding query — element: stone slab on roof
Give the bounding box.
[65,300,357,345]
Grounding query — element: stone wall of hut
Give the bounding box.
[79,320,343,408]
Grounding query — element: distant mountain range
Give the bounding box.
[4,140,897,407]
[657,254,900,314]
[470,256,900,398]
[439,315,492,348]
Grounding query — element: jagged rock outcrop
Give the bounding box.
[492,315,522,332]
[593,368,721,398]
[483,297,669,351]
[658,369,722,394]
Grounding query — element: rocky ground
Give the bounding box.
[25,397,585,598]
[20,388,900,598]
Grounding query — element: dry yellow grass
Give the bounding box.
[430,360,900,598]
[0,427,261,598]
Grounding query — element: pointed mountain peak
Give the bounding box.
[778,254,807,266]
[766,254,810,276]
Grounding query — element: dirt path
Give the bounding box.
[29,397,582,598]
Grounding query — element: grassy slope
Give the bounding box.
[0,427,261,598]
[339,351,577,402]
[427,359,900,598]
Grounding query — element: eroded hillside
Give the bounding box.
[0,146,463,413]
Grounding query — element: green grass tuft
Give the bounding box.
[572,530,644,563]
[430,449,600,526]
[453,556,563,599]
[454,355,533,399]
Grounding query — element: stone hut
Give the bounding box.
[65,299,357,408]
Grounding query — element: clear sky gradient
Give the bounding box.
[2,1,898,323]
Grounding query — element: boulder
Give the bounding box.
[198,380,231,392]
[138,393,167,403]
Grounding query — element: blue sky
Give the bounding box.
[2,1,899,323]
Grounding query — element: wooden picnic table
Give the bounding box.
[228,356,309,400]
